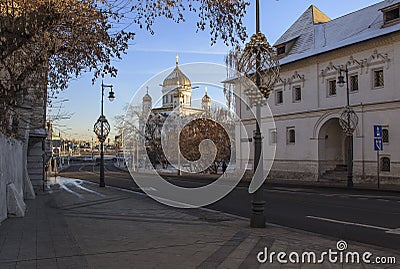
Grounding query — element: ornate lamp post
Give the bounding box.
[94,81,115,187]
[337,66,358,188]
[233,0,279,228]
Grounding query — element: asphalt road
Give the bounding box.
[59,162,400,251]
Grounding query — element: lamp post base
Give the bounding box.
[100,141,106,188]
[250,216,265,228]
[250,195,266,228]
[347,178,353,188]
[347,135,354,189]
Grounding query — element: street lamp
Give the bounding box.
[94,81,115,187]
[337,66,358,188]
[231,0,280,228]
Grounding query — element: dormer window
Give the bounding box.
[382,4,400,26]
[277,45,286,56]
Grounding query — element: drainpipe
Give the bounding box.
[361,102,365,179]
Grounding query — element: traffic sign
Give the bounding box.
[374,125,382,138]
[374,138,383,151]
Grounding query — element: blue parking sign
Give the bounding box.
[374,138,383,151]
[374,125,382,138]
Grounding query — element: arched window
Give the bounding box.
[287,127,295,144]
[270,130,277,145]
[382,128,389,143]
[380,157,391,172]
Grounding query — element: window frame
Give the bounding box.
[292,85,302,103]
[269,129,277,145]
[383,5,400,26]
[382,127,389,144]
[380,156,391,172]
[286,127,296,145]
[349,74,359,92]
[276,45,286,56]
[275,89,283,105]
[372,68,384,89]
[327,79,337,97]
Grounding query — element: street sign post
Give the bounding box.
[374,125,383,188]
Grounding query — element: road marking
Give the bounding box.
[142,187,157,192]
[376,199,390,202]
[307,216,389,231]
[267,188,400,201]
[386,228,400,235]
[346,194,400,200]
[78,165,87,172]
[60,184,84,199]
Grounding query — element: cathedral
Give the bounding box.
[137,56,213,170]
[141,55,211,117]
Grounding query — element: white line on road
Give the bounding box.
[386,228,400,235]
[306,216,400,235]
[346,194,400,200]
[376,199,390,202]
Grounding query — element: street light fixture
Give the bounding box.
[108,89,115,102]
[94,80,115,187]
[337,66,358,188]
[230,0,280,228]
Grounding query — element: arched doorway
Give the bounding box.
[318,118,346,177]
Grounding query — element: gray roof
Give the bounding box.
[275,0,400,65]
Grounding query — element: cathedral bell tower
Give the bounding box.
[202,87,211,111]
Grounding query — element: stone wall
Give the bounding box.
[0,132,34,223]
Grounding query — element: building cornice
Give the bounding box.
[240,100,400,124]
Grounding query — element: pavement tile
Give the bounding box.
[258,262,282,269]
[15,260,36,269]
[36,258,59,269]
[280,265,302,269]
[319,263,344,269]
[0,241,20,261]
[57,256,89,269]
[0,262,17,269]
[37,242,56,259]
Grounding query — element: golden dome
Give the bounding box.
[202,87,211,102]
[162,55,191,88]
[143,93,152,102]
[143,86,152,102]
[202,93,211,102]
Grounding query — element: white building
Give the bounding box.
[236,0,400,183]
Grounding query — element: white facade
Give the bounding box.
[236,0,400,183]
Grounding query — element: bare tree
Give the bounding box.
[1,0,249,137]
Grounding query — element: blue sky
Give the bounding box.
[54,0,382,140]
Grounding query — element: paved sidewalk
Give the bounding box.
[0,177,398,269]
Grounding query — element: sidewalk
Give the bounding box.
[0,177,398,269]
